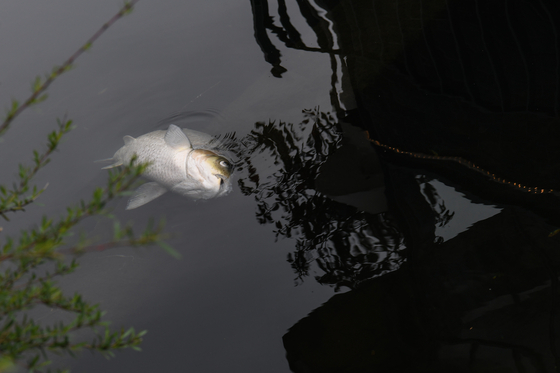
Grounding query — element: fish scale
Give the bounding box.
[116,133,187,188]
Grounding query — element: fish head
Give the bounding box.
[190,149,233,185]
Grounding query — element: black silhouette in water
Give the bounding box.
[248,0,560,371]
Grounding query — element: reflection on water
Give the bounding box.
[417,177,502,242]
[249,0,560,372]
[250,0,347,114]
[154,109,225,130]
[237,109,404,290]
[8,0,557,370]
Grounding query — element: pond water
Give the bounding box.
[2,0,560,372]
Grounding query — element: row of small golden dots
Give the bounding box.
[365,131,556,195]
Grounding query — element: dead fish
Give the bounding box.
[103,124,233,209]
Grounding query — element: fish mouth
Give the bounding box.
[215,174,227,185]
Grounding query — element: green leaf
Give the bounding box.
[0,356,15,372]
[156,240,181,259]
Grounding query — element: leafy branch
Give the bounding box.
[0,118,73,220]
[0,1,178,372]
[1,157,147,263]
[0,159,161,372]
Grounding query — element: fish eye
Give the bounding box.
[220,160,230,168]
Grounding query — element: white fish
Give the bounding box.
[103,124,234,209]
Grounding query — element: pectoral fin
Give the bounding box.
[126,182,168,210]
[100,158,123,169]
[164,124,192,151]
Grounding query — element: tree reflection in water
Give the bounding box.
[236,109,404,290]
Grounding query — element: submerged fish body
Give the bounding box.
[104,124,233,209]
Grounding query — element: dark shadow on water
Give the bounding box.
[282,203,560,373]
[247,0,560,371]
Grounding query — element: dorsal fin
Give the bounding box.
[123,135,135,145]
[164,124,192,150]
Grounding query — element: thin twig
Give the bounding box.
[0,0,140,137]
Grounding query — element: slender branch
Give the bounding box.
[11,160,146,257]
[0,158,148,297]
[0,0,140,137]
[0,2,170,371]
[0,118,73,218]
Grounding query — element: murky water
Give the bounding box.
[2,0,560,372]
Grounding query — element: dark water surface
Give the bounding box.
[2,0,560,372]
